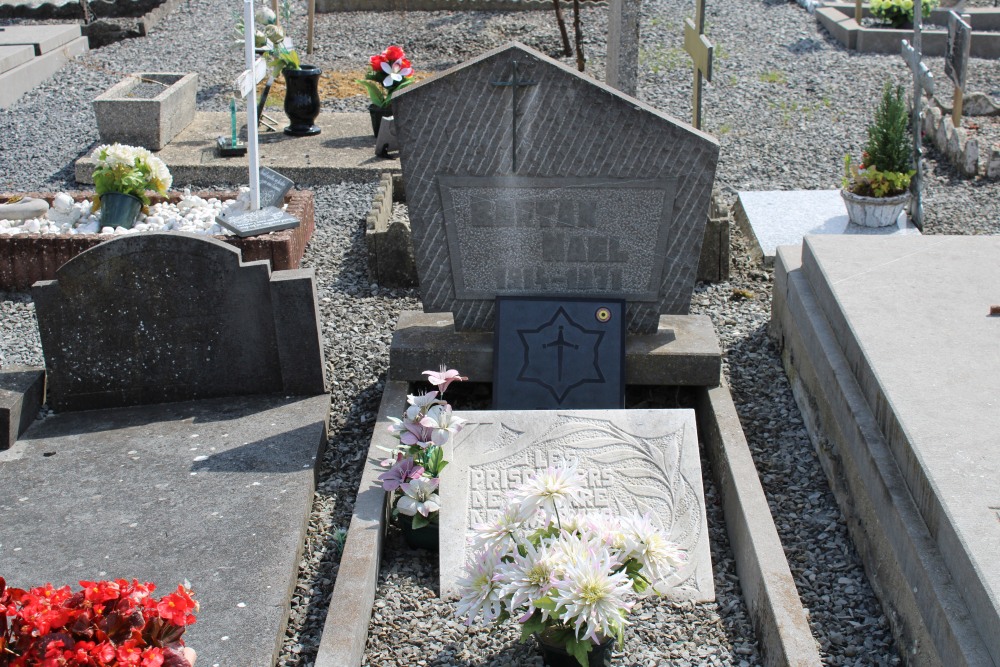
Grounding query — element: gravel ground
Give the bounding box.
[2,0,999,664]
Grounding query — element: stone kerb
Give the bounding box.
[93,73,197,150]
[392,42,719,334]
[316,0,603,11]
[0,189,315,292]
[924,105,1000,179]
[33,232,326,411]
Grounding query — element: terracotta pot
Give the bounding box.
[841,188,910,228]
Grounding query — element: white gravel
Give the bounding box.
[2,0,999,664]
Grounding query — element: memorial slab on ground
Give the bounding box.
[734,190,919,267]
[74,112,400,185]
[393,42,719,333]
[772,235,1000,666]
[0,393,329,667]
[440,408,714,601]
[0,24,87,109]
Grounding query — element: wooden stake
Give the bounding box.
[855,0,862,23]
[552,0,572,56]
[307,0,315,55]
[952,85,963,127]
[573,0,585,71]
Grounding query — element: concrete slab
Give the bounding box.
[0,23,80,54]
[771,236,1000,666]
[734,190,919,267]
[0,364,44,450]
[388,310,721,387]
[75,112,401,186]
[0,34,86,109]
[0,393,329,667]
[0,44,32,74]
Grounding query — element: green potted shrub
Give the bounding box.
[841,81,915,227]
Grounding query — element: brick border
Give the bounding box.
[0,190,314,292]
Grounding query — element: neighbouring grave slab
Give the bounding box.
[0,189,315,292]
[493,297,626,409]
[0,364,44,450]
[0,23,80,54]
[734,190,919,267]
[771,235,1000,666]
[33,232,325,411]
[75,112,399,185]
[0,393,329,667]
[393,42,719,333]
[0,43,32,73]
[440,409,714,601]
[0,31,87,109]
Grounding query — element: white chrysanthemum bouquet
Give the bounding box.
[91,143,171,213]
[455,464,687,667]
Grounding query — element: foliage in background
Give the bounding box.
[234,0,300,80]
[91,143,171,212]
[870,0,939,28]
[357,45,415,109]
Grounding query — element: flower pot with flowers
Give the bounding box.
[378,366,467,551]
[0,576,198,666]
[870,0,938,29]
[91,143,172,230]
[842,81,915,228]
[455,463,687,667]
[357,45,415,138]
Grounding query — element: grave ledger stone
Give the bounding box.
[392,42,719,334]
[440,409,714,602]
[33,232,326,412]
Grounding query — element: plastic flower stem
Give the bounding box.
[553,498,563,532]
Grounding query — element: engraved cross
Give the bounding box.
[491,60,537,173]
[542,325,579,382]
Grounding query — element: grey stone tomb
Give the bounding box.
[440,409,714,601]
[33,232,325,412]
[493,297,625,410]
[392,42,719,334]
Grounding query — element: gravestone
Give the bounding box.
[606,0,641,95]
[392,42,719,334]
[440,409,714,601]
[945,11,972,125]
[33,232,325,412]
[493,297,625,409]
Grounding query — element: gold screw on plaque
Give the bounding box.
[595,307,612,323]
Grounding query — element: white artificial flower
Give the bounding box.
[454,547,504,625]
[495,539,557,618]
[404,391,440,421]
[472,504,529,554]
[396,477,440,517]
[510,463,587,517]
[148,156,172,191]
[550,543,634,644]
[623,513,687,590]
[420,403,467,446]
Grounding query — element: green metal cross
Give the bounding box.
[683,0,713,130]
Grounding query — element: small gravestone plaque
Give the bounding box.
[217,205,299,237]
[493,297,625,409]
[440,409,714,602]
[258,167,295,208]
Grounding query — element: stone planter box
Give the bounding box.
[92,72,197,150]
[816,4,1000,57]
[0,189,315,292]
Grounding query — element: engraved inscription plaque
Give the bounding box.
[440,409,714,602]
[493,297,625,409]
[439,176,676,301]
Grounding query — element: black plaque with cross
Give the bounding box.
[491,60,537,173]
[493,297,625,409]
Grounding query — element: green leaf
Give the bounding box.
[533,596,557,612]
[412,514,429,529]
[565,636,593,667]
[356,79,388,107]
[519,612,546,640]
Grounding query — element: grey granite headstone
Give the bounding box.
[33,232,325,412]
[440,409,714,602]
[393,42,719,334]
[606,0,641,95]
[493,297,625,409]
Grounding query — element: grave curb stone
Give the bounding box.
[387,310,721,387]
[92,72,197,150]
[0,364,44,450]
[0,189,314,292]
[0,34,87,110]
[314,378,822,667]
[770,242,996,666]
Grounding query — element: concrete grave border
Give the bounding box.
[314,315,821,667]
[816,3,1000,57]
[93,72,197,151]
[0,189,314,292]
[922,104,1000,179]
[316,0,603,11]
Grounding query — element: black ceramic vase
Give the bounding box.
[400,520,439,551]
[369,103,393,138]
[283,65,322,136]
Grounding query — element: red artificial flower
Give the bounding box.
[81,580,121,606]
[369,53,386,72]
[399,58,412,72]
[156,586,197,627]
[141,647,166,667]
[383,44,405,63]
